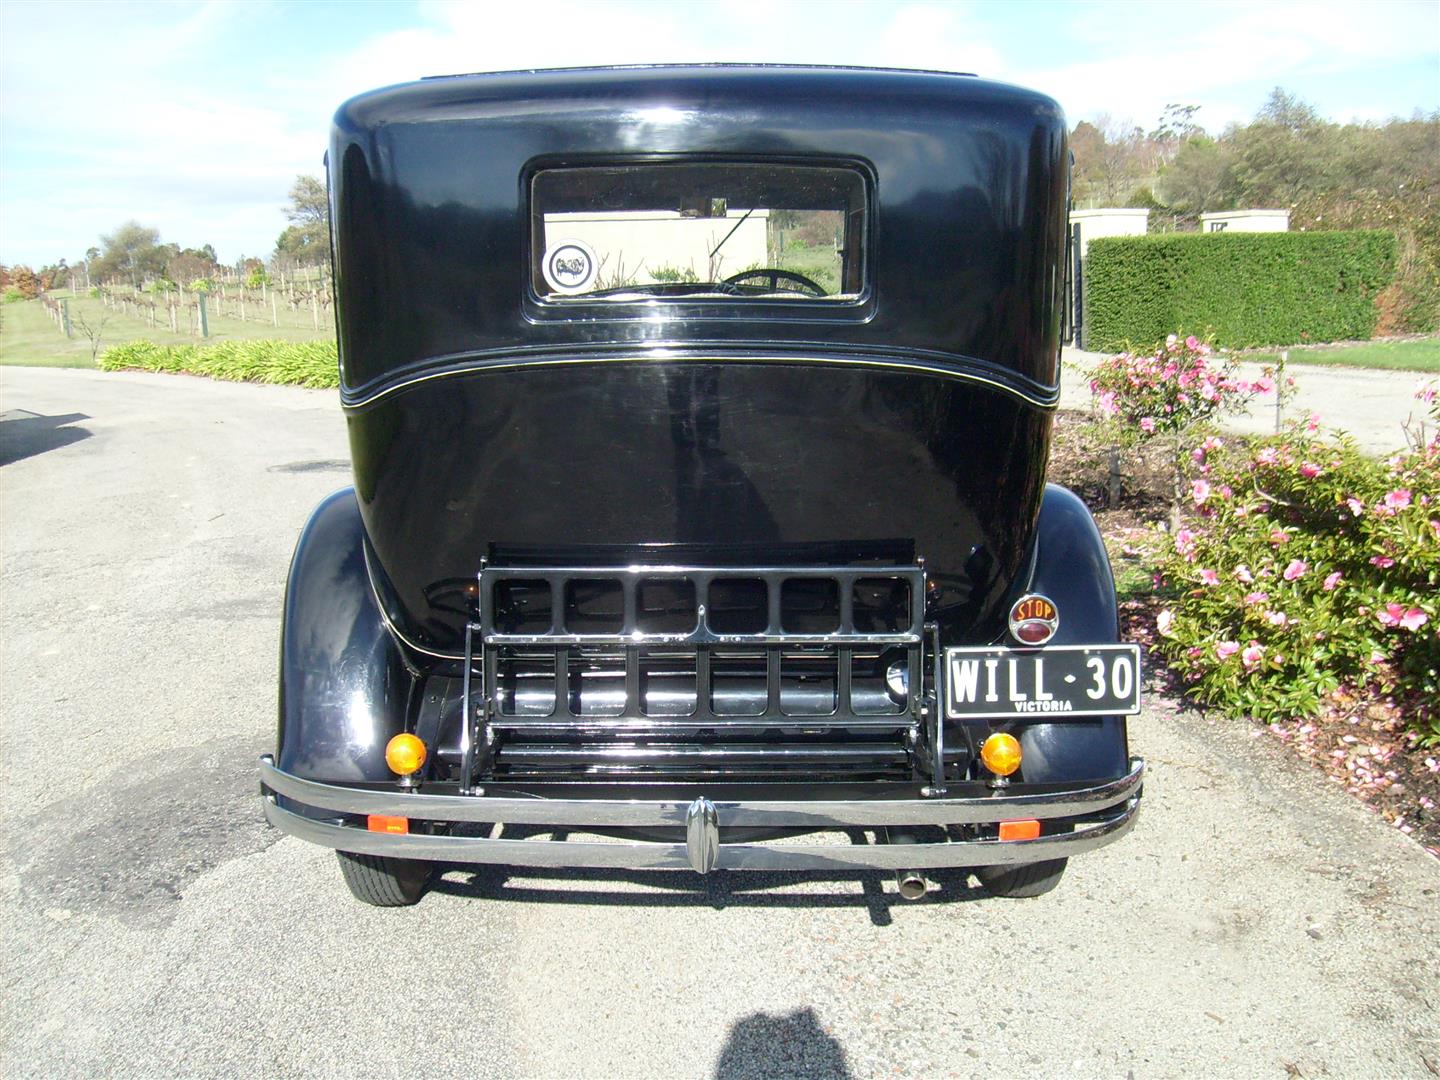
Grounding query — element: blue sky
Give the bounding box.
[1,0,1436,267]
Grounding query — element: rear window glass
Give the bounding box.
[530,162,867,303]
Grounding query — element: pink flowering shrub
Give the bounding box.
[1088,335,1265,440]
[1088,335,1267,527]
[1150,394,1440,743]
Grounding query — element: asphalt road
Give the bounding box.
[3,366,1438,1080]
[1060,348,1433,455]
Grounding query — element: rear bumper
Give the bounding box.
[259,755,1143,872]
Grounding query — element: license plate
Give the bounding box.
[944,644,1141,719]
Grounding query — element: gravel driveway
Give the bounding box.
[2,366,1437,1079]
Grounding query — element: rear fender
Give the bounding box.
[277,488,416,783]
[1016,483,1130,784]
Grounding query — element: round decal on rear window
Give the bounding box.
[541,239,598,294]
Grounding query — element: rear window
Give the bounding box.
[530,162,867,303]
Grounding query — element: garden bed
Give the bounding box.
[1049,409,1440,857]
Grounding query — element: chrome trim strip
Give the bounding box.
[341,352,1061,412]
[360,542,467,661]
[260,755,1143,828]
[262,793,1139,870]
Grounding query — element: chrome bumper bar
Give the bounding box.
[259,755,1143,872]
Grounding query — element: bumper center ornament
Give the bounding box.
[686,797,720,874]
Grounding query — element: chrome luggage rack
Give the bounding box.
[458,563,945,790]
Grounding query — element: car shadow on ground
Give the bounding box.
[431,827,989,926]
[0,410,91,466]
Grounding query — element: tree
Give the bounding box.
[1228,88,1332,205]
[72,311,110,363]
[1148,104,1205,170]
[10,266,40,299]
[1071,115,1152,206]
[275,175,330,266]
[1157,137,1237,216]
[166,251,215,287]
[93,222,165,286]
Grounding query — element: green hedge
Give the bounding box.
[1082,231,1397,351]
[100,340,339,389]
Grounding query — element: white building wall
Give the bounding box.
[1070,208,1150,259]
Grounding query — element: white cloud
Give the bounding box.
[0,0,1433,266]
[1020,0,1440,129]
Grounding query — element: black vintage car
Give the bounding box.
[260,65,1144,906]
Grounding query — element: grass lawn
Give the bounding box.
[0,292,334,369]
[1247,337,1440,374]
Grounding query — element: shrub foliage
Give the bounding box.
[1084,231,1397,351]
[1087,334,1267,527]
[100,340,339,389]
[1147,393,1439,744]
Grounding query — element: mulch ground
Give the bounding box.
[1049,409,1440,859]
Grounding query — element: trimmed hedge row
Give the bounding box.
[1083,230,1397,351]
[100,339,339,389]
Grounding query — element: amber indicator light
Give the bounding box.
[384,733,428,776]
[979,732,1023,776]
[367,814,410,834]
[998,818,1041,841]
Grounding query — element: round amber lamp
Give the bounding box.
[979,732,1022,777]
[384,733,427,776]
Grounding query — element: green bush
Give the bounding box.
[1084,231,1397,351]
[1148,390,1439,744]
[99,340,339,389]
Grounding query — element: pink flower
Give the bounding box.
[1235,564,1254,583]
[1283,559,1308,581]
[1346,498,1365,517]
[1415,382,1437,404]
[1370,555,1395,569]
[1139,417,1156,434]
[1299,462,1322,479]
[1266,611,1288,626]
[1192,479,1211,505]
[1166,334,1178,347]
[1251,376,1275,394]
[1241,642,1266,669]
[1376,603,1427,630]
[1156,610,1175,637]
[1269,529,1291,546]
[1244,591,1269,604]
[1306,413,1321,432]
[1257,447,1279,466]
[1202,436,1224,452]
[1384,489,1411,511]
[1215,641,1240,660]
[1199,568,1220,586]
[1185,335,1200,350]
[1097,390,1118,416]
[1175,529,1199,560]
[1322,571,1343,591]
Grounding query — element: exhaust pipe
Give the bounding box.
[885,827,929,901]
[896,870,928,900]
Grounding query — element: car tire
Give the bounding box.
[336,850,433,906]
[976,858,1068,898]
